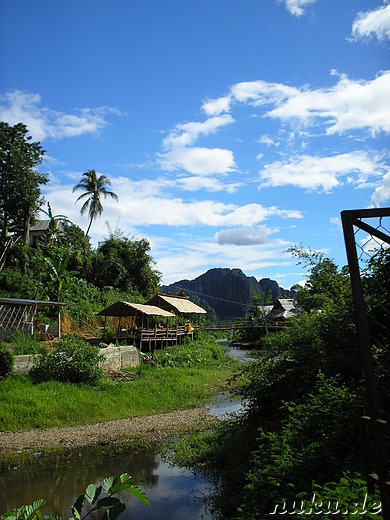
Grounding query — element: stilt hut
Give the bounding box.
[98,301,176,352]
[147,294,207,339]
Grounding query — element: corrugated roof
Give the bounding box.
[29,220,65,233]
[98,301,175,317]
[266,298,302,319]
[29,220,51,232]
[153,295,207,314]
[0,298,66,307]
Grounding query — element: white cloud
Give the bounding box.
[162,114,234,149]
[43,177,304,287]
[259,151,386,192]
[201,72,390,136]
[0,90,122,141]
[372,171,390,206]
[232,80,296,106]
[267,71,390,135]
[352,4,390,41]
[157,146,236,175]
[330,217,343,233]
[257,135,280,147]
[215,226,278,245]
[158,114,236,176]
[44,176,302,233]
[175,176,241,193]
[202,96,232,116]
[280,0,316,17]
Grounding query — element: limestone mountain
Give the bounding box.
[161,268,294,320]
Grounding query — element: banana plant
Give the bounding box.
[43,250,71,301]
[41,202,70,246]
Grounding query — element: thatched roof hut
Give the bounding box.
[98,301,181,350]
[98,301,174,318]
[147,294,207,317]
[98,301,175,335]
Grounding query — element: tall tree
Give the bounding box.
[72,169,118,236]
[0,122,48,245]
[91,231,161,297]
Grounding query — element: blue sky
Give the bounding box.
[1,0,389,288]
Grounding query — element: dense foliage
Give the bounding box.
[29,334,104,385]
[153,331,228,368]
[91,233,160,295]
[0,344,13,378]
[0,227,161,326]
[172,248,389,519]
[0,122,48,245]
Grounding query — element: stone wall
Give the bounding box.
[13,354,37,374]
[12,345,140,374]
[99,345,140,372]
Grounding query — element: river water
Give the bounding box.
[0,448,213,519]
[1,342,252,519]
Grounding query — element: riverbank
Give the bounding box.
[0,408,216,456]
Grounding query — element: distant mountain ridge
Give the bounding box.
[161,268,295,320]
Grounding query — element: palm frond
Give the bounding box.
[73,169,118,235]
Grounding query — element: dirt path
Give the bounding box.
[0,408,216,455]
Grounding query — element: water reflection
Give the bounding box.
[0,447,213,519]
[206,391,248,418]
[205,341,252,419]
[220,341,258,363]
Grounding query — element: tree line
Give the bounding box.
[0,121,160,324]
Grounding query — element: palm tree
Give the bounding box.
[72,169,118,236]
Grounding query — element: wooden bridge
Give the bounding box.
[202,320,283,337]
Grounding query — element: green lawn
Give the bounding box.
[0,364,237,431]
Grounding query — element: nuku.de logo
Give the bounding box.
[270,493,382,516]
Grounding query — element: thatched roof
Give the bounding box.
[98,301,175,318]
[147,294,207,315]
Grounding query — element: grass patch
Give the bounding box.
[0,366,235,431]
[0,334,239,431]
[3,331,47,356]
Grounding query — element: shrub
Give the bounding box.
[153,332,228,368]
[30,333,105,385]
[0,344,13,378]
[237,374,362,517]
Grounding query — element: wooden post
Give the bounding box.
[58,309,61,338]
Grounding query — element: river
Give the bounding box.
[1,342,252,519]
